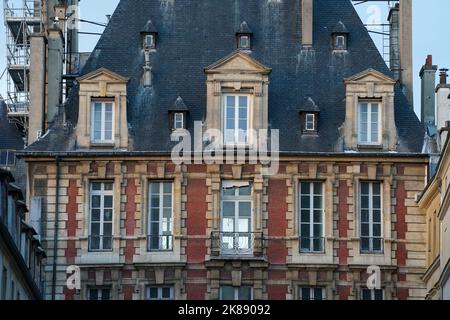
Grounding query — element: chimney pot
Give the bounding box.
[439,68,449,85]
[426,54,433,66]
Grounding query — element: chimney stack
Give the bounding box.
[439,68,449,85]
[301,0,313,47]
[399,0,413,107]
[420,55,438,126]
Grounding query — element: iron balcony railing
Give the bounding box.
[88,235,113,252]
[299,236,325,253]
[147,235,173,252]
[211,231,264,257]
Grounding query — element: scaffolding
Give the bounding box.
[3,0,43,135]
[352,0,400,71]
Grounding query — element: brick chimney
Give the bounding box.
[399,0,413,107]
[420,55,438,126]
[301,0,313,47]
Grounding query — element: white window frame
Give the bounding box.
[0,150,16,166]
[359,181,383,253]
[358,101,381,145]
[144,34,155,49]
[299,287,326,300]
[89,182,114,252]
[335,35,346,49]
[220,286,253,300]
[146,286,174,300]
[91,101,114,144]
[299,181,324,253]
[361,288,384,300]
[223,95,251,146]
[239,35,250,49]
[88,287,111,300]
[148,181,174,251]
[305,113,316,131]
[220,182,253,255]
[173,113,184,130]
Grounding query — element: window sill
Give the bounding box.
[90,142,115,148]
[357,144,383,150]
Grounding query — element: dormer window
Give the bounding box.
[169,96,189,131]
[141,20,158,50]
[331,21,349,51]
[236,21,252,50]
[298,97,319,134]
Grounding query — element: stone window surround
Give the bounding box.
[343,69,397,151]
[205,51,271,150]
[349,174,394,266]
[134,170,183,264]
[76,164,122,266]
[76,68,129,150]
[294,283,332,300]
[289,171,335,265]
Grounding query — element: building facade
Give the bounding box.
[0,168,46,300]
[21,0,429,300]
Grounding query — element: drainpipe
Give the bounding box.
[51,156,61,300]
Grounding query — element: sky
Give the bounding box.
[0,0,449,118]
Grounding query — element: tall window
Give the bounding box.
[146,286,173,300]
[0,150,15,166]
[220,286,252,300]
[88,287,111,300]
[148,182,173,251]
[89,182,114,252]
[358,101,380,145]
[299,287,326,300]
[91,101,114,143]
[224,95,250,145]
[360,182,383,253]
[361,288,383,300]
[221,182,252,255]
[299,182,324,253]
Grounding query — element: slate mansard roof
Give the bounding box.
[26,0,424,154]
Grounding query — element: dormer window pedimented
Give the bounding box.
[141,20,158,50]
[76,68,129,149]
[332,21,349,51]
[343,68,397,151]
[236,21,252,50]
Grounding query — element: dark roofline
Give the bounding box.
[17,150,429,159]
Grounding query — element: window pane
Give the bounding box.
[162,287,172,299]
[104,195,113,208]
[373,238,382,252]
[314,288,323,300]
[102,289,111,300]
[223,202,235,217]
[313,196,322,210]
[91,223,100,236]
[104,209,113,222]
[361,223,370,237]
[239,185,251,196]
[89,289,98,300]
[104,183,113,191]
[301,210,310,223]
[301,224,310,237]
[239,287,252,300]
[374,289,383,300]
[148,287,158,299]
[239,202,251,217]
[221,286,235,300]
[361,237,370,251]
[313,224,323,237]
[103,223,112,236]
[301,288,311,301]
[362,289,371,300]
